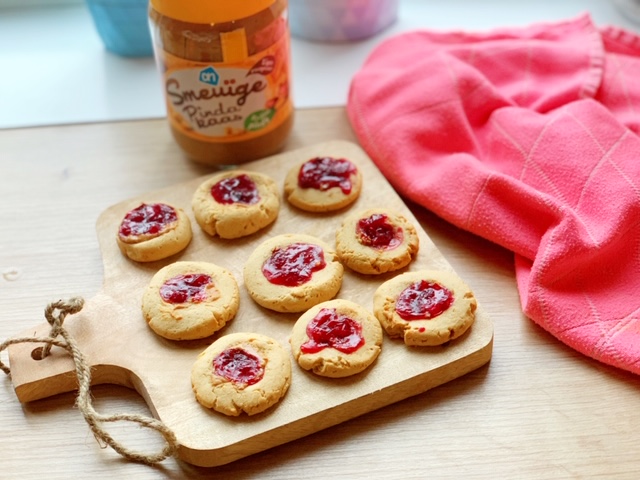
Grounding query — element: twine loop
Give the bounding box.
[39,297,84,359]
[0,298,179,464]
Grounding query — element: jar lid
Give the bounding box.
[150,0,276,24]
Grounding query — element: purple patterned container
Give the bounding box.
[290,0,399,42]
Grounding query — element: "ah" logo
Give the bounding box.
[199,67,219,85]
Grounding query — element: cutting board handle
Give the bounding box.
[4,294,181,464]
[6,293,136,403]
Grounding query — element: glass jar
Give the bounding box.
[149,0,294,166]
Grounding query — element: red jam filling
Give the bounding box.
[118,203,177,238]
[356,213,403,250]
[395,280,454,320]
[159,273,213,304]
[298,157,357,194]
[262,242,326,287]
[213,347,264,386]
[211,174,260,205]
[301,308,364,354]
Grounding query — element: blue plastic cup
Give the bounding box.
[85,0,153,57]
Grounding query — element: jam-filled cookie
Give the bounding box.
[142,261,240,340]
[336,208,419,275]
[284,156,362,212]
[191,332,292,416]
[243,233,344,313]
[289,299,383,378]
[373,270,477,346]
[192,170,280,239]
[116,202,192,262]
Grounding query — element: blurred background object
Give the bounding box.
[613,0,640,23]
[85,0,153,57]
[289,0,399,42]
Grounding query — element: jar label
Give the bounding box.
[158,30,292,143]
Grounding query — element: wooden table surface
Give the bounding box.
[1,107,639,479]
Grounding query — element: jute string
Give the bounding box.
[0,298,179,465]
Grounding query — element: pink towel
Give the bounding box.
[347,14,640,375]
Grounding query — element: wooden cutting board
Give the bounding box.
[7,140,493,467]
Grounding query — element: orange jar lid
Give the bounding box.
[150,0,276,24]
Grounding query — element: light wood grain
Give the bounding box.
[1,108,639,479]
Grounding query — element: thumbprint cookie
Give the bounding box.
[373,270,477,346]
[284,156,362,212]
[243,233,344,313]
[336,208,419,275]
[192,170,280,239]
[116,202,192,262]
[191,332,292,416]
[142,261,240,340]
[290,299,383,378]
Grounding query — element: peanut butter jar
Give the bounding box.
[149,0,294,166]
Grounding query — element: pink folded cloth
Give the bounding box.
[347,14,640,375]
